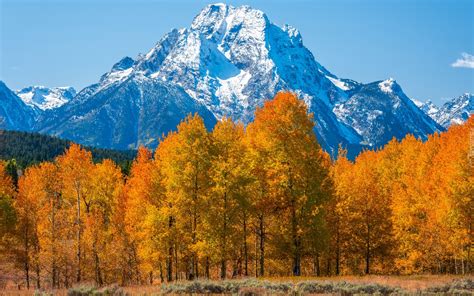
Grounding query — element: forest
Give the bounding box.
[0,92,472,290]
[0,129,135,173]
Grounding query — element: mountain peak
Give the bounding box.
[112,56,135,71]
[378,78,398,93]
[16,85,76,110]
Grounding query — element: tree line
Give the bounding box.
[0,129,135,173]
[0,92,472,289]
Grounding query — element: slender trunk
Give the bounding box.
[259,215,265,277]
[467,216,472,274]
[205,257,210,279]
[94,244,102,286]
[159,263,164,283]
[335,217,341,275]
[326,258,331,276]
[51,194,57,288]
[174,243,178,281]
[35,261,40,289]
[365,208,371,275]
[65,264,69,288]
[221,192,228,279]
[24,225,30,290]
[254,227,258,277]
[291,196,301,276]
[243,211,249,276]
[313,254,320,276]
[191,172,198,280]
[167,215,173,282]
[76,184,82,283]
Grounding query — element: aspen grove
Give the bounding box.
[0,92,472,289]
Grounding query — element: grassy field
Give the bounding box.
[1,275,472,295]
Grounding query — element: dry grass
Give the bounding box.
[0,275,472,295]
[262,274,473,291]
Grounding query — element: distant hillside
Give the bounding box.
[0,129,136,172]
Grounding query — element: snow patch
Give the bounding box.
[378,78,395,93]
[326,76,350,91]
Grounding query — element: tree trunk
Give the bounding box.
[291,196,301,276]
[167,215,173,282]
[174,245,178,281]
[365,211,371,275]
[313,254,320,276]
[258,215,265,277]
[205,257,210,279]
[24,225,30,289]
[51,194,57,288]
[94,245,103,286]
[76,186,82,283]
[35,261,40,289]
[221,192,228,279]
[160,263,164,283]
[335,218,341,275]
[243,211,249,276]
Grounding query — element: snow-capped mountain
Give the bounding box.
[36,69,217,149]
[333,78,443,147]
[7,3,446,156]
[0,81,37,131]
[16,86,76,110]
[36,3,365,153]
[414,99,439,118]
[427,93,473,128]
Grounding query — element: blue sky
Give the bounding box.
[1,0,473,105]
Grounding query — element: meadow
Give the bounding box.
[1,275,473,295]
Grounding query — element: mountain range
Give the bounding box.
[0,3,471,157]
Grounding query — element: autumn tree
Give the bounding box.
[123,146,157,284]
[56,144,94,282]
[0,161,17,286]
[160,114,212,279]
[16,165,43,289]
[247,92,331,276]
[206,118,251,278]
[84,159,124,285]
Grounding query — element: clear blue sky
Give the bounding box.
[1,0,473,105]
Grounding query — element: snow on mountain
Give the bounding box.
[36,73,216,150]
[419,93,473,128]
[36,3,362,153]
[16,86,76,110]
[0,81,38,131]
[418,100,439,118]
[10,3,448,156]
[333,78,443,147]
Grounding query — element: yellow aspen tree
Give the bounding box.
[56,144,94,282]
[85,159,124,285]
[247,92,330,276]
[16,166,43,289]
[165,114,211,280]
[207,118,250,279]
[0,162,17,286]
[123,146,156,284]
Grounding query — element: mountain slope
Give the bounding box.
[0,81,38,131]
[16,86,75,110]
[430,93,473,128]
[334,79,443,147]
[36,71,217,150]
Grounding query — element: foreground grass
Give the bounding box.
[1,275,472,295]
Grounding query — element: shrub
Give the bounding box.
[295,280,401,295]
[67,283,127,296]
[425,279,474,295]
